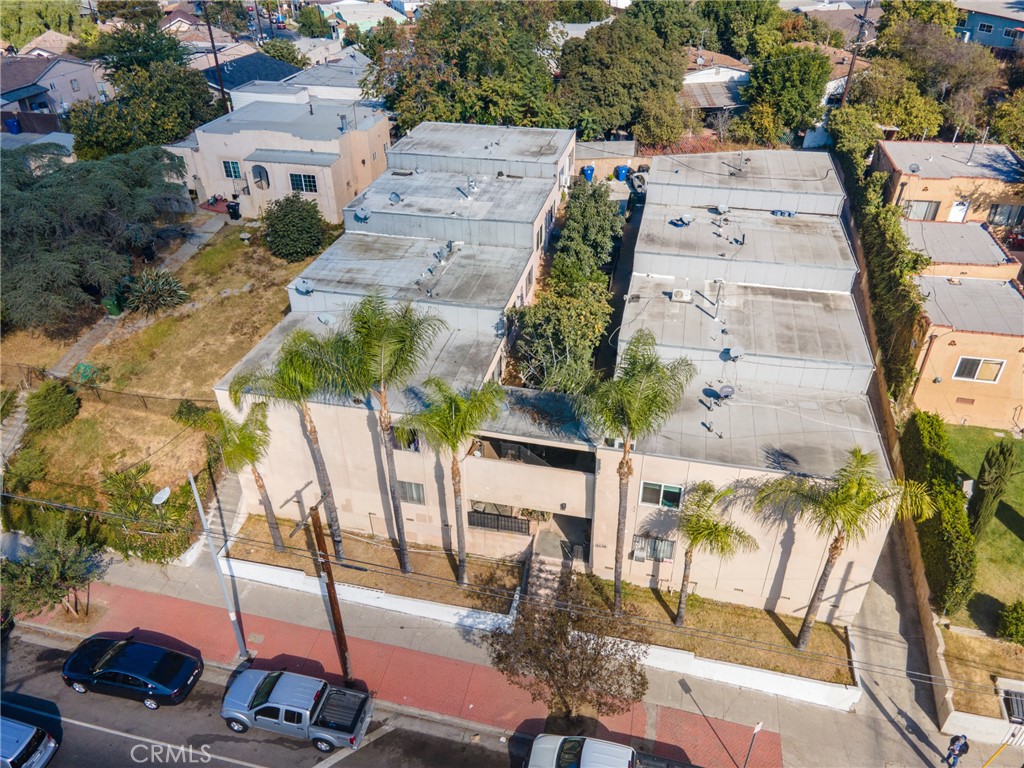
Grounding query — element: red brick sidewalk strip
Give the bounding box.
[30,582,782,767]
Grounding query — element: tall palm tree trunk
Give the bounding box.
[674,546,694,627]
[451,455,468,586]
[299,403,343,559]
[251,465,284,552]
[796,533,845,650]
[613,446,632,616]
[378,391,411,573]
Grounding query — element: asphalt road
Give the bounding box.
[0,632,525,768]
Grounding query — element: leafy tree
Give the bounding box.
[998,601,1024,646]
[324,294,447,574]
[742,44,830,133]
[69,62,223,160]
[991,90,1024,154]
[204,404,285,552]
[755,447,934,650]
[559,16,680,136]
[555,0,610,24]
[549,180,623,286]
[625,0,716,51]
[779,14,844,48]
[484,571,649,721]
[123,269,189,315]
[230,330,347,558]
[3,445,49,493]
[730,101,784,146]
[92,24,188,73]
[207,1,249,37]
[26,517,110,616]
[673,482,757,627]
[967,440,1020,537]
[397,379,505,584]
[342,23,363,48]
[633,90,687,148]
[877,0,959,39]
[575,330,695,615]
[0,0,80,48]
[298,5,331,38]
[848,58,943,140]
[26,381,80,433]
[262,193,328,263]
[0,145,188,330]
[102,463,195,563]
[359,18,402,62]
[827,104,883,180]
[97,0,162,25]
[261,39,310,69]
[697,0,783,59]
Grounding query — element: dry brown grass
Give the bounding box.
[943,628,1024,718]
[230,515,522,613]
[580,575,855,685]
[0,329,74,386]
[88,230,307,399]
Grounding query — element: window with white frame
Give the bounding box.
[290,173,317,193]
[953,357,1004,383]
[397,481,425,504]
[632,534,675,562]
[978,22,993,33]
[640,482,682,509]
[223,161,241,179]
[1003,27,1023,39]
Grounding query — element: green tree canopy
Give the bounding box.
[549,180,623,286]
[877,0,959,39]
[633,90,689,148]
[298,5,331,38]
[625,0,714,50]
[967,440,1020,537]
[262,193,328,263]
[0,0,80,48]
[697,0,784,59]
[91,23,189,73]
[0,145,188,330]
[69,61,223,160]
[97,0,162,25]
[555,0,610,23]
[827,104,883,180]
[730,101,785,146]
[847,58,943,141]
[742,44,830,133]
[991,90,1024,154]
[261,38,310,69]
[207,1,249,36]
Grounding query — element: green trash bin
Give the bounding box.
[101,295,122,316]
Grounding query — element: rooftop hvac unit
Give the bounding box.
[671,289,693,303]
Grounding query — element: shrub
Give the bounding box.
[3,445,48,493]
[25,380,80,433]
[917,483,977,616]
[172,399,213,428]
[123,269,189,315]
[1,388,17,422]
[263,193,327,263]
[902,411,959,485]
[997,601,1024,645]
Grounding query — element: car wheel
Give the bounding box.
[226,719,248,734]
[312,739,335,753]
[143,698,160,710]
[71,682,87,694]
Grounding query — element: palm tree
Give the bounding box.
[575,329,695,615]
[229,329,345,559]
[673,482,757,627]
[755,447,934,650]
[332,293,446,574]
[397,377,505,585]
[204,403,284,552]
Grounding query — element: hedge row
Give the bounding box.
[902,411,977,616]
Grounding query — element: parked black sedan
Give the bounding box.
[61,635,203,710]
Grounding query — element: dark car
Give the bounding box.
[61,636,202,710]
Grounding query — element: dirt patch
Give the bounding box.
[230,515,521,613]
[943,628,1024,718]
[0,329,74,386]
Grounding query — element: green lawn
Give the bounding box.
[945,425,1024,634]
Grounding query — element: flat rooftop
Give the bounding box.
[635,204,856,271]
[348,170,553,223]
[647,150,845,197]
[293,232,530,309]
[621,275,873,366]
[916,275,1024,335]
[901,221,1012,267]
[286,56,369,90]
[390,122,575,166]
[878,141,1024,183]
[197,98,385,141]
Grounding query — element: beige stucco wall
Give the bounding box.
[912,322,1024,430]
[29,59,104,112]
[922,261,1022,281]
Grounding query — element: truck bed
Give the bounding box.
[315,688,368,734]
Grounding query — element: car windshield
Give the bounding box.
[249,672,282,709]
[92,640,128,673]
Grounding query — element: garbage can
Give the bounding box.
[101,295,122,317]
[614,165,629,182]
[3,118,21,135]
[226,201,241,221]
[581,165,595,182]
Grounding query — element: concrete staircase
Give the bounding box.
[1,391,29,463]
[527,529,572,600]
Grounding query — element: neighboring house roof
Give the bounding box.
[0,54,89,97]
[901,221,1014,267]
[956,0,1024,22]
[799,5,883,45]
[683,46,749,74]
[878,140,1024,182]
[549,19,612,43]
[20,30,79,56]
[284,51,371,90]
[791,41,870,81]
[0,83,48,104]
[159,9,203,29]
[681,80,745,110]
[188,42,259,70]
[196,97,384,140]
[321,0,406,26]
[202,52,303,90]
[0,130,74,151]
[916,274,1024,335]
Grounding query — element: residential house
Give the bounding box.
[201,52,303,94]
[793,1,882,46]
[389,0,429,19]
[319,0,406,34]
[292,36,347,66]
[160,9,234,51]
[219,128,893,627]
[229,49,374,108]
[166,98,391,223]
[956,0,1024,50]
[902,220,1022,281]
[0,54,108,114]
[680,47,750,112]
[792,41,871,148]
[873,140,1024,224]
[187,42,260,72]
[19,30,79,56]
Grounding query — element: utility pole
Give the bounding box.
[201,1,230,114]
[839,44,861,108]
[309,497,353,683]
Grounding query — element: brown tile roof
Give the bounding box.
[682,46,749,73]
[800,6,882,45]
[21,30,78,55]
[791,41,870,80]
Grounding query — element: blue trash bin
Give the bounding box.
[614,165,629,182]
[3,118,22,135]
[581,165,595,182]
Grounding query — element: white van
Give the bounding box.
[0,716,58,768]
[527,734,638,768]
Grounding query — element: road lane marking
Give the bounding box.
[1,701,272,768]
[316,725,395,765]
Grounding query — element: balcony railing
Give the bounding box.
[468,510,530,535]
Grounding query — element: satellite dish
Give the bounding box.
[354,206,371,222]
[909,163,921,173]
[296,278,314,296]
[729,345,745,360]
[152,487,171,505]
[719,384,735,399]
[388,191,402,204]
[317,313,337,325]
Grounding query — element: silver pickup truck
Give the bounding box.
[220,670,373,753]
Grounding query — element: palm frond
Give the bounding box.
[398,378,505,457]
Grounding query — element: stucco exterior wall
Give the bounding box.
[922,261,1022,281]
[912,322,1024,430]
[29,59,104,112]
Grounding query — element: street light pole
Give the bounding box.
[188,473,249,660]
[308,497,353,683]
[741,721,763,768]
